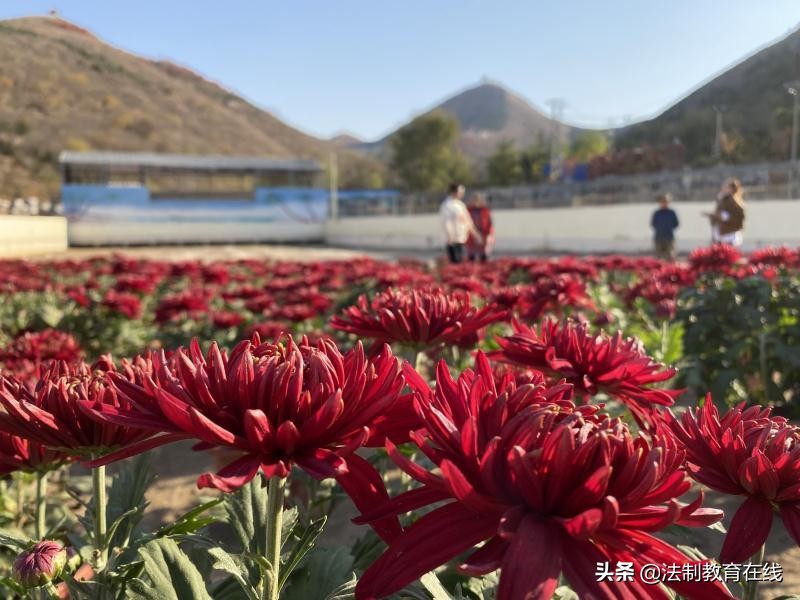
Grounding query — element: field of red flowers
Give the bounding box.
[0,244,799,599]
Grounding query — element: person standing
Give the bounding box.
[705,178,746,246]
[439,183,479,263]
[466,193,494,262]
[650,193,679,260]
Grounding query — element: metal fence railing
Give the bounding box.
[5,160,798,219]
[337,160,800,218]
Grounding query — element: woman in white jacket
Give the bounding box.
[439,183,481,263]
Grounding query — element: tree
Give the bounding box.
[389,111,472,191]
[487,140,522,186]
[569,131,610,161]
[519,144,549,184]
[334,151,386,189]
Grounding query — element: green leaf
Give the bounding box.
[456,571,498,600]
[387,583,430,600]
[349,529,385,572]
[157,499,222,537]
[104,507,140,552]
[553,585,579,600]
[0,531,28,551]
[324,573,357,600]
[281,506,299,549]
[223,474,269,555]
[282,546,353,600]
[210,576,253,600]
[0,576,25,595]
[126,538,213,600]
[106,452,156,550]
[40,303,64,328]
[278,515,327,590]
[207,547,258,600]
[61,573,108,600]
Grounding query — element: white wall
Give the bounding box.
[0,216,68,257]
[3,202,797,258]
[325,200,800,253]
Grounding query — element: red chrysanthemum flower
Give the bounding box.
[488,285,524,310]
[749,245,799,269]
[624,279,680,309]
[355,354,730,600]
[331,288,506,349]
[87,335,407,493]
[491,319,681,425]
[0,359,165,458]
[101,290,143,319]
[689,245,741,272]
[0,433,68,475]
[516,274,595,322]
[247,321,292,341]
[113,273,158,295]
[0,330,83,389]
[211,311,245,329]
[0,330,82,367]
[154,291,210,323]
[65,287,90,307]
[666,397,800,563]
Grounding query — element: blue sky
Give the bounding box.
[2,1,799,139]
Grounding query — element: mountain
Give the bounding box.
[358,81,581,161]
[329,133,363,148]
[616,26,800,164]
[0,16,380,198]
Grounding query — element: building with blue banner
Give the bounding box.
[60,151,330,245]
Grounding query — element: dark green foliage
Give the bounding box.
[389,111,472,191]
[678,273,800,411]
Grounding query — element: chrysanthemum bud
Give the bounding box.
[12,540,67,588]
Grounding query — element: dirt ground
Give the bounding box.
[25,244,800,597]
[34,243,413,263]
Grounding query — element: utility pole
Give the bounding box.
[545,98,567,181]
[712,105,726,162]
[328,151,339,220]
[785,82,800,198]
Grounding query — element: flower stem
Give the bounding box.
[16,475,26,529]
[660,319,669,362]
[420,571,451,600]
[35,471,48,539]
[758,331,770,404]
[43,581,61,600]
[264,476,285,600]
[91,465,107,571]
[742,544,765,600]
[414,350,427,375]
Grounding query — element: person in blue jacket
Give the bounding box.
[651,194,679,260]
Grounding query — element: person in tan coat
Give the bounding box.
[704,178,745,246]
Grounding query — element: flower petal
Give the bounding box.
[356,502,498,599]
[196,453,262,492]
[497,515,562,600]
[719,496,773,564]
